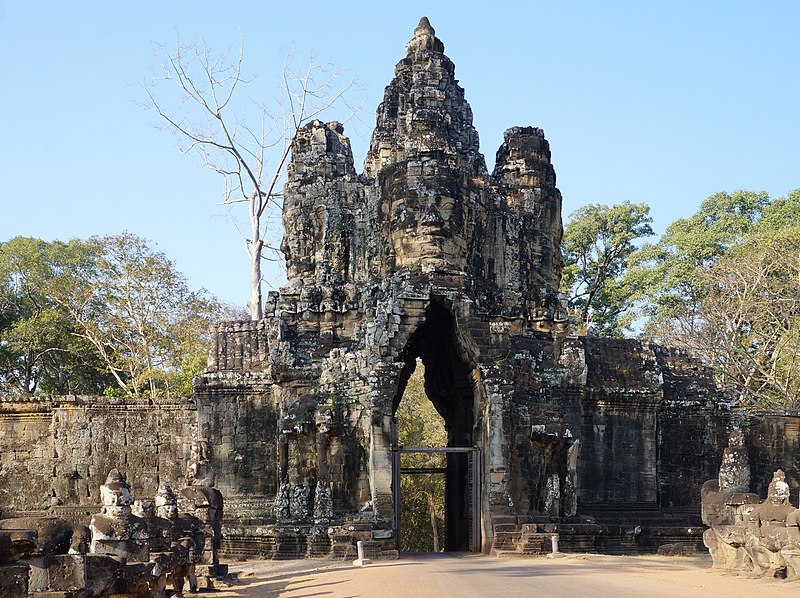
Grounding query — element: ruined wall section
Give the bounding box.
[193,375,278,518]
[578,338,663,505]
[653,346,730,508]
[503,332,574,515]
[744,413,800,504]
[0,398,53,513]
[0,396,194,514]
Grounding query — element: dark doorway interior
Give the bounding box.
[392,298,477,552]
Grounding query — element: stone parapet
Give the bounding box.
[207,319,269,373]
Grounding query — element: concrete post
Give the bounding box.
[352,540,372,566]
[547,534,565,559]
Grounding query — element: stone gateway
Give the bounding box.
[194,18,799,557]
[1,18,799,562]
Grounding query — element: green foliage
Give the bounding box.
[561,201,653,336]
[0,237,112,394]
[695,225,800,409]
[0,234,231,397]
[630,189,800,409]
[396,361,446,552]
[628,190,769,333]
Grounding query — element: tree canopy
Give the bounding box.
[560,189,800,410]
[0,234,233,397]
[627,189,800,410]
[561,201,653,337]
[0,237,110,394]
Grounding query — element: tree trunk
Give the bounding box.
[427,492,440,552]
[24,348,35,394]
[248,226,264,320]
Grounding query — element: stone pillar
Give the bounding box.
[313,431,333,522]
[369,414,395,522]
[563,439,581,517]
[275,434,291,520]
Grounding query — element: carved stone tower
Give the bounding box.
[195,18,747,557]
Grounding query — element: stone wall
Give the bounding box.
[193,375,279,518]
[745,413,800,505]
[0,396,195,514]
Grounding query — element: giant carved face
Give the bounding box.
[386,164,468,272]
[100,483,133,507]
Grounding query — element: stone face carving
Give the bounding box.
[152,482,206,596]
[702,434,799,579]
[148,484,178,553]
[208,16,568,554]
[279,17,564,316]
[188,16,800,559]
[89,468,149,561]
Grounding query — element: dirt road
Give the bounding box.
[208,553,798,597]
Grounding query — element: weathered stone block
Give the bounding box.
[27,555,86,593]
[0,563,29,598]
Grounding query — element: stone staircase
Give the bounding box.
[489,508,706,557]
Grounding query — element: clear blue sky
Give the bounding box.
[2,1,799,308]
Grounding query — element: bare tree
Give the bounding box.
[146,38,359,319]
[48,233,226,398]
[670,230,800,410]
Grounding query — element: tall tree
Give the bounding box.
[147,39,359,319]
[561,201,653,336]
[629,190,769,341]
[675,227,800,409]
[48,233,225,397]
[0,237,109,394]
[631,189,800,409]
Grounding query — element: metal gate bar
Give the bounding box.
[392,446,480,552]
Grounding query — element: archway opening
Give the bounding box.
[395,360,447,552]
[392,298,477,552]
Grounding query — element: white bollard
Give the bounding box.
[547,534,566,559]
[352,540,372,566]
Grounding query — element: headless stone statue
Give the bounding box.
[718,430,750,493]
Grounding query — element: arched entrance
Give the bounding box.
[390,298,481,552]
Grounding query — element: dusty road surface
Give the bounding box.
[207,553,798,597]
